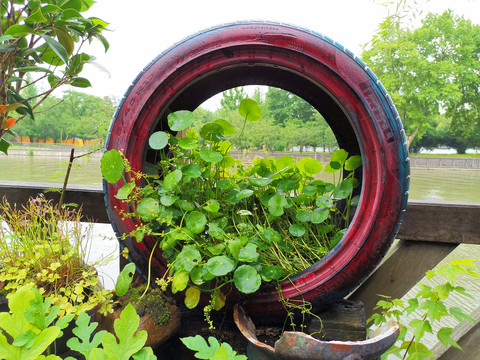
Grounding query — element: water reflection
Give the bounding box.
[408,168,480,203]
[1,154,479,203]
[0,153,102,186]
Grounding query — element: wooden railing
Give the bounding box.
[1,181,479,359]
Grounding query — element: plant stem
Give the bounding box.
[59,148,75,209]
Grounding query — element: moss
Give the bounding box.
[132,287,171,326]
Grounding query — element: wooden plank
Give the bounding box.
[377,244,480,359]
[348,240,457,319]
[0,181,109,223]
[399,200,480,245]
[1,182,479,245]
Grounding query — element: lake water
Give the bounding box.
[1,152,479,203]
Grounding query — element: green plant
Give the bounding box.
[0,195,114,317]
[0,285,156,360]
[0,285,73,359]
[0,0,109,154]
[368,259,480,359]
[181,335,246,360]
[101,99,361,314]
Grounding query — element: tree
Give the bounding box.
[220,87,246,112]
[0,0,109,154]
[265,87,316,126]
[13,91,115,141]
[411,115,480,154]
[363,10,480,146]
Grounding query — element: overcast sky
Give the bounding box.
[78,0,480,110]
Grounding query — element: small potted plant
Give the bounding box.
[101,99,361,323]
[0,195,115,316]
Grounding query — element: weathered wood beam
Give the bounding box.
[1,183,479,245]
[398,200,480,245]
[0,181,109,223]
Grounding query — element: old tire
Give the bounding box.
[104,21,409,319]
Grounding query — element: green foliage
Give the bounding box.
[180,335,247,360]
[101,303,150,360]
[102,98,361,315]
[10,91,116,142]
[0,195,114,317]
[368,259,480,359]
[0,287,62,360]
[115,263,137,298]
[208,87,337,152]
[0,0,110,153]
[0,286,156,360]
[363,9,480,146]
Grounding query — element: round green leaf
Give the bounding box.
[199,149,223,163]
[238,243,258,262]
[236,189,254,200]
[115,182,135,200]
[177,137,198,149]
[289,224,306,237]
[149,131,169,150]
[351,195,360,206]
[163,169,182,190]
[175,246,202,272]
[214,119,235,135]
[221,154,236,169]
[100,149,124,184]
[333,180,354,200]
[263,228,282,243]
[303,185,318,196]
[204,199,220,213]
[331,149,349,166]
[136,198,160,222]
[249,177,272,187]
[206,256,235,276]
[115,263,136,297]
[303,157,323,174]
[316,195,333,208]
[183,164,202,179]
[184,287,201,309]
[324,161,342,173]
[296,210,311,223]
[234,265,261,294]
[267,194,288,217]
[176,199,195,211]
[239,98,262,122]
[261,266,285,281]
[200,123,224,142]
[217,179,232,190]
[186,211,207,234]
[212,290,226,311]
[311,208,330,224]
[275,156,296,171]
[172,271,189,294]
[330,229,346,248]
[168,110,194,131]
[160,194,178,207]
[345,155,362,171]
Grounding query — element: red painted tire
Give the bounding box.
[104,21,409,319]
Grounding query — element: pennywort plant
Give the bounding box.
[101,98,361,312]
[368,259,480,360]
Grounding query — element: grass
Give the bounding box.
[410,152,480,158]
